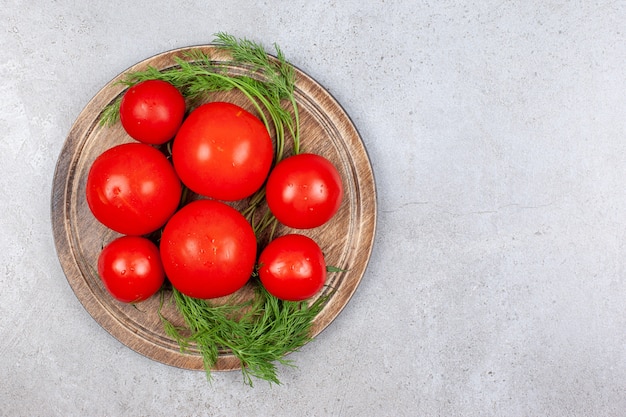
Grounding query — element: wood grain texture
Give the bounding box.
[51,46,377,372]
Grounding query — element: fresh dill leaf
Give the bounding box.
[165,287,328,387]
[213,32,300,154]
[326,265,348,273]
[99,98,121,126]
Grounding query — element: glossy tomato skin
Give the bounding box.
[258,234,327,301]
[85,143,182,236]
[119,80,186,145]
[265,153,343,229]
[97,236,165,303]
[171,102,273,201]
[159,199,257,299]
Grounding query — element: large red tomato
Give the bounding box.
[85,143,182,235]
[171,101,273,201]
[258,234,327,301]
[265,153,343,229]
[97,236,165,303]
[159,199,257,299]
[119,80,186,145]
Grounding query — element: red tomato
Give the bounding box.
[171,101,273,201]
[119,80,186,145]
[159,199,257,299]
[97,236,165,303]
[258,234,327,301]
[265,153,343,229]
[86,143,182,236]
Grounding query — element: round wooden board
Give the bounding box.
[51,45,377,372]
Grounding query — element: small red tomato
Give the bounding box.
[119,80,186,145]
[85,143,182,236]
[258,234,327,301]
[97,236,165,303]
[265,153,343,229]
[159,199,257,299]
[171,101,274,201]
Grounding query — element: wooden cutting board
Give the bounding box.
[51,45,377,371]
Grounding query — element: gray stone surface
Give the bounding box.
[2,0,626,415]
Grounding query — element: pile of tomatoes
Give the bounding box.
[86,80,343,304]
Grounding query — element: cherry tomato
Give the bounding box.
[97,236,165,303]
[159,199,257,299]
[265,153,343,229]
[171,101,273,201]
[119,80,186,145]
[86,143,182,236]
[258,234,327,301]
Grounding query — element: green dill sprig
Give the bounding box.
[99,99,122,126]
[212,32,301,156]
[161,287,328,386]
[99,34,300,160]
